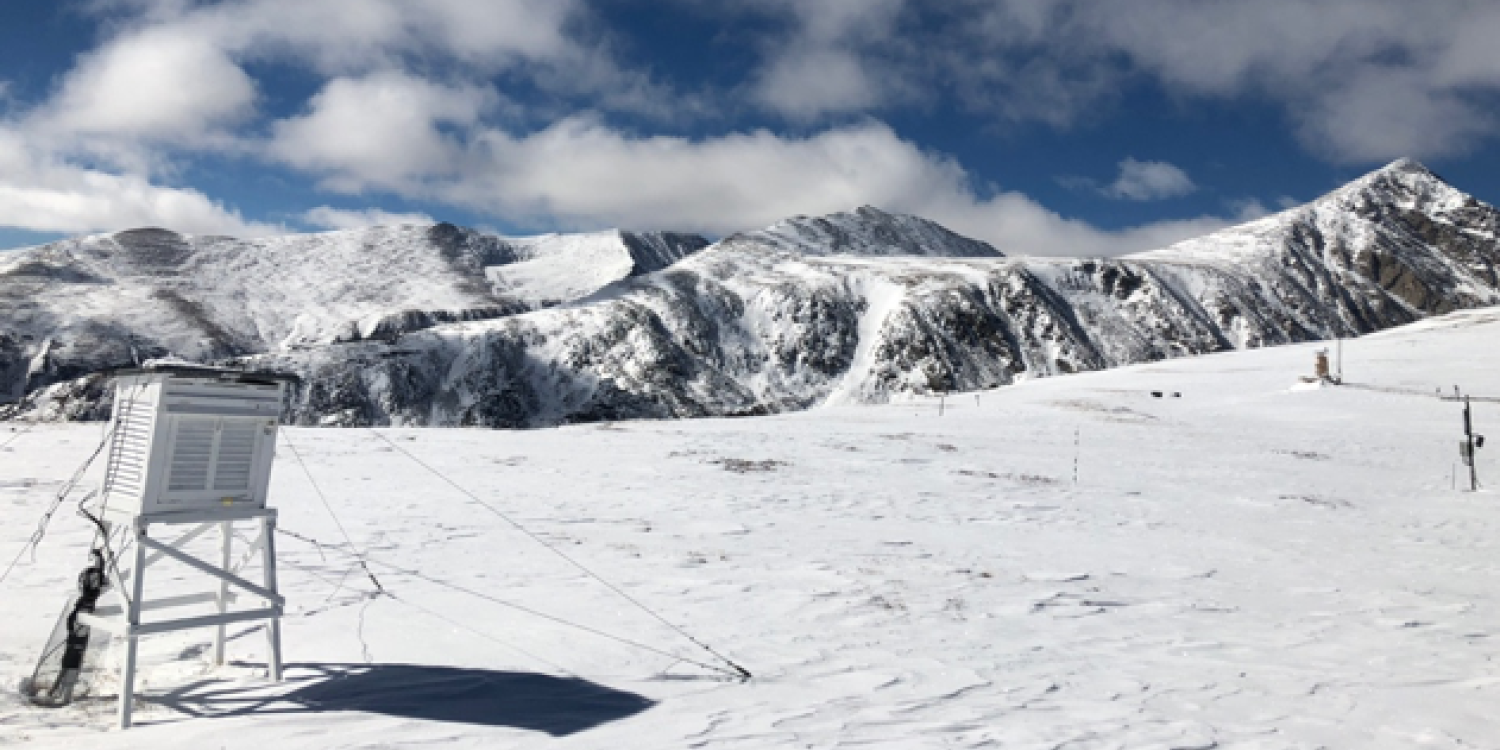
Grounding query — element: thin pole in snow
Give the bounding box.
[939,393,945,417]
[1464,396,1480,492]
[1073,427,1080,485]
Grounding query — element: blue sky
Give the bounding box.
[2,0,1499,256]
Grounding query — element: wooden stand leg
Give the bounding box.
[119,523,149,730]
[213,521,231,666]
[261,515,282,681]
[110,510,285,729]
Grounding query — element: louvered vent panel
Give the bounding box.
[104,399,154,499]
[213,422,258,491]
[167,419,216,492]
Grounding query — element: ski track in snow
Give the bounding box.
[0,310,1498,748]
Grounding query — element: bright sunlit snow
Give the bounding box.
[1,308,1498,748]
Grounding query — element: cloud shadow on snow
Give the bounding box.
[151,662,656,735]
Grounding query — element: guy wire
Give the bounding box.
[367,429,751,680]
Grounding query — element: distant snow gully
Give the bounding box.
[13,365,747,732]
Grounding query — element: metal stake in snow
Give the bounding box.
[1461,396,1485,491]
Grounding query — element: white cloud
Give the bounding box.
[746,0,910,120]
[263,104,1237,255]
[1101,158,1197,201]
[106,0,681,119]
[754,48,886,121]
[17,0,644,168]
[303,206,435,230]
[38,27,256,143]
[716,0,1500,163]
[1435,4,1500,87]
[394,0,581,69]
[100,0,586,75]
[0,0,1278,255]
[0,130,280,237]
[385,117,1232,256]
[1051,0,1492,162]
[1224,197,1271,222]
[1292,68,1493,164]
[0,0,650,240]
[920,195,1234,259]
[453,118,960,232]
[267,71,493,192]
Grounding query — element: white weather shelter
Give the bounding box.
[77,367,295,728]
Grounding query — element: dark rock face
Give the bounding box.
[0,334,30,403]
[4,160,1500,426]
[110,228,196,274]
[619,232,713,275]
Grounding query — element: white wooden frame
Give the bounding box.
[79,507,283,729]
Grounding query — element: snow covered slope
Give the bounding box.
[2,308,1498,748]
[0,223,708,402]
[5,161,1500,426]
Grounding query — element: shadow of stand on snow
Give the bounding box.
[149,662,656,736]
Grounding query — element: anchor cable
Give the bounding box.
[281,431,386,596]
[277,526,737,679]
[366,429,750,680]
[0,413,121,589]
[0,420,39,450]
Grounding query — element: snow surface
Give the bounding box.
[2,309,1499,748]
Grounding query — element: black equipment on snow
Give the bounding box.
[22,548,112,707]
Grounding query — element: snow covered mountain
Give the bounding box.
[5,160,1500,425]
[0,223,708,404]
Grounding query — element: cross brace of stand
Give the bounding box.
[80,507,283,729]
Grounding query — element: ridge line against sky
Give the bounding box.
[1,0,1499,257]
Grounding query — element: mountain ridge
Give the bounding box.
[4,159,1499,425]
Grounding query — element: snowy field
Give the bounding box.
[2,308,1499,748]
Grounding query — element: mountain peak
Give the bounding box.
[1319,156,1469,217]
[1378,156,1432,176]
[728,206,1003,259]
[1335,156,1454,194]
